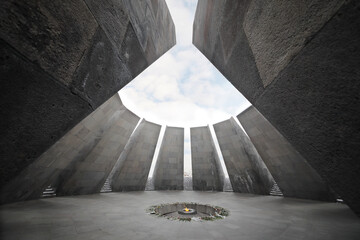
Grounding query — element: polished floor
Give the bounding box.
[1,191,359,240]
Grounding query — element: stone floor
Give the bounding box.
[1,191,359,240]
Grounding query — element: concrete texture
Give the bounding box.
[191,126,224,191]
[0,39,93,190]
[243,0,344,86]
[69,27,133,109]
[111,120,161,191]
[0,0,175,187]
[193,0,263,103]
[154,127,184,190]
[58,106,140,196]
[122,0,176,64]
[0,94,125,204]
[213,118,270,194]
[0,0,98,85]
[238,107,335,201]
[193,0,360,215]
[1,191,360,240]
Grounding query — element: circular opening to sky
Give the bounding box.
[118,0,250,128]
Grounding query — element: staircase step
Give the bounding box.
[41,185,56,198]
[269,183,283,196]
[43,191,55,194]
[100,178,112,193]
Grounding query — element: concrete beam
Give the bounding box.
[154,127,184,190]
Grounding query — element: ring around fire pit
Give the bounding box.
[147,202,229,222]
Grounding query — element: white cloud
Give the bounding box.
[120,43,250,127]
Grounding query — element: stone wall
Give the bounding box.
[238,107,334,201]
[0,0,175,187]
[213,118,270,194]
[111,120,161,191]
[154,127,184,190]
[191,126,223,191]
[1,95,131,203]
[58,106,140,196]
[193,0,360,215]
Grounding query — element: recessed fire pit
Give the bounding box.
[178,207,197,215]
[147,202,229,222]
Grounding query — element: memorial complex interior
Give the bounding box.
[1,0,360,239]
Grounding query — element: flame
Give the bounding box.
[184,207,189,212]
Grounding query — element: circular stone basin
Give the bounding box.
[147,202,229,222]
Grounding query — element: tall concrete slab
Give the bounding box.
[0,94,127,203]
[213,118,272,194]
[238,107,334,201]
[0,0,175,188]
[121,0,176,65]
[191,126,224,191]
[58,107,140,196]
[111,120,161,191]
[193,0,360,214]
[154,127,184,190]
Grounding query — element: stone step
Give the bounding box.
[43,191,55,194]
[42,185,56,198]
[100,178,112,193]
[269,183,283,196]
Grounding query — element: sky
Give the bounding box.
[118,0,251,175]
[119,0,250,128]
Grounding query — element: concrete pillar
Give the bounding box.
[213,118,271,194]
[238,106,335,201]
[154,127,184,190]
[191,126,224,191]
[111,120,161,191]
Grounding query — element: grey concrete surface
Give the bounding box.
[70,27,133,109]
[213,118,269,195]
[238,107,334,201]
[0,0,175,187]
[122,0,176,64]
[193,0,360,215]
[193,0,263,104]
[154,127,184,190]
[0,0,98,85]
[0,39,94,189]
[1,191,359,240]
[191,126,223,191]
[243,0,344,86]
[0,95,126,204]
[112,120,161,191]
[58,107,140,196]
